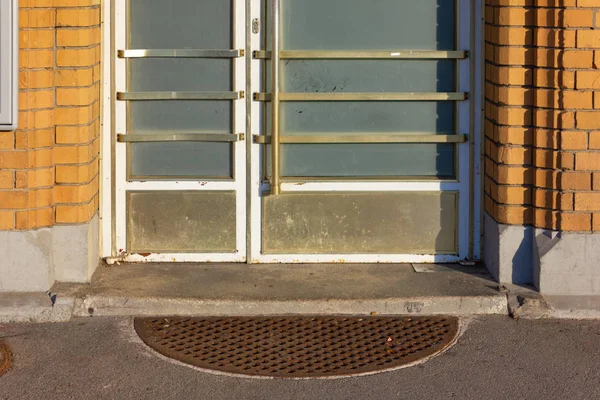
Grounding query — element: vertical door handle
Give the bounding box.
[270,0,281,195]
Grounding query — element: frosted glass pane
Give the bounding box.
[128,101,231,133]
[279,0,455,50]
[279,102,455,134]
[128,0,232,49]
[129,59,231,91]
[282,60,455,93]
[126,1,234,180]
[266,144,455,177]
[278,144,455,177]
[130,142,232,178]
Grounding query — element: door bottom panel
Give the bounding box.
[262,192,458,255]
[127,191,237,253]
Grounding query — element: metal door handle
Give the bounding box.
[253,50,468,60]
[118,49,244,58]
[117,133,244,143]
[254,134,467,144]
[270,0,281,195]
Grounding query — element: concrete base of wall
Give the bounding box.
[483,213,534,285]
[0,292,74,323]
[0,215,99,293]
[0,228,55,292]
[53,215,99,283]
[484,212,600,295]
[544,295,600,319]
[535,232,600,295]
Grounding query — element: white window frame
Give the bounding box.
[0,0,18,130]
[103,0,247,262]
[249,0,481,264]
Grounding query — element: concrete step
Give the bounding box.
[52,263,510,318]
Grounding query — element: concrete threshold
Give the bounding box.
[51,263,509,319]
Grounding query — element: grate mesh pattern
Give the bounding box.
[134,316,459,378]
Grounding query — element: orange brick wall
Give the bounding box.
[0,0,101,230]
[485,0,600,232]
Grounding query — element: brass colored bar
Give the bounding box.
[254,134,467,144]
[254,92,466,102]
[117,133,244,143]
[253,50,467,60]
[270,0,281,195]
[117,91,244,100]
[118,49,244,58]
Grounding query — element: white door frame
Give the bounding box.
[103,0,247,262]
[249,0,479,264]
[101,0,483,263]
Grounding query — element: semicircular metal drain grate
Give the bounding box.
[134,316,459,378]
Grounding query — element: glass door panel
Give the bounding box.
[279,0,456,50]
[259,0,462,181]
[253,0,470,260]
[280,102,455,134]
[113,0,246,260]
[129,0,232,49]
[281,60,456,93]
[277,144,456,178]
[127,0,235,180]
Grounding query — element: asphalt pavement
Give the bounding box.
[1,316,599,400]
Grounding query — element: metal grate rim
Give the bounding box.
[0,341,11,378]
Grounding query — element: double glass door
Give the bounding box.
[110,0,477,263]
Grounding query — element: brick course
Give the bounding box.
[0,0,100,230]
[485,0,600,232]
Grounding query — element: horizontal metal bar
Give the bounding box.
[117,91,244,101]
[117,133,244,143]
[254,92,466,102]
[254,134,468,144]
[254,50,467,60]
[118,49,244,58]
